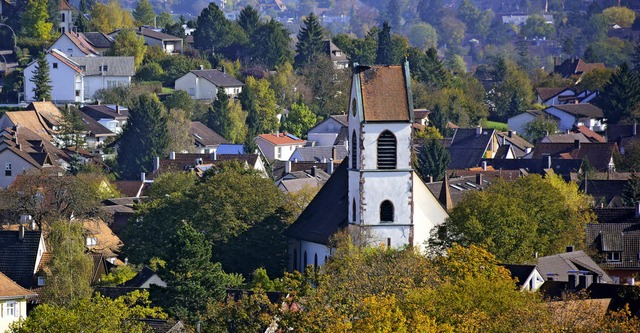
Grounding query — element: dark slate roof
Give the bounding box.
[123,266,158,287]
[548,103,604,118]
[81,104,129,120]
[333,126,349,145]
[536,250,613,284]
[80,32,115,49]
[323,40,348,63]
[291,145,348,162]
[606,124,637,143]
[485,158,582,179]
[331,115,348,126]
[501,264,537,287]
[447,128,495,169]
[71,56,135,77]
[536,87,568,101]
[425,174,492,208]
[531,142,618,171]
[94,286,145,299]
[136,27,183,41]
[0,230,42,289]
[190,121,228,147]
[593,208,639,224]
[496,131,533,152]
[284,159,348,245]
[139,319,186,333]
[77,109,115,136]
[553,58,605,78]
[190,69,244,87]
[586,283,640,315]
[582,180,629,208]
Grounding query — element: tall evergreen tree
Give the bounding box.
[75,12,90,32]
[415,138,450,182]
[598,62,640,124]
[631,39,640,73]
[250,19,293,69]
[193,3,232,53]
[622,174,640,207]
[133,0,155,26]
[208,89,231,139]
[30,52,52,101]
[237,5,260,36]
[295,13,325,68]
[117,94,169,179]
[376,22,393,65]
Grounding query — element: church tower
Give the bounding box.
[348,62,416,248]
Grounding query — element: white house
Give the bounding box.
[49,32,99,57]
[284,63,449,271]
[507,110,559,136]
[502,264,546,292]
[175,69,244,100]
[109,27,183,54]
[70,56,135,100]
[190,121,229,154]
[306,115,347,147]
[24,49,84,103]
[544,104,606,132]
[0,272,36,332]
[81,104,128,135]
[255,132,306,161]
[57,0,74,34]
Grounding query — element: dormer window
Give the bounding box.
[100,65,108,71]
[86,237,97,246]
[377,131,397,169]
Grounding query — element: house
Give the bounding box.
[531,141,619,172]
[174,69,244,100]
[70,56,135,100]
[0,272,36,332]
[507,110,560,137]
[306,114,347,147]
[541,132,591,144]
[190,121,229,154]
[0,111,54,142]
[502,14,554,26]
[146,152,268,180]
[271,159,339,181]
[289,145,347,163]
[284,63,449,271]
[543,104,606,133]
[23,50,135,103]
[0,227,47,289]
[413,109,430,127]
[79,32,115,55]
[535,87,574,106]
[81,218,123,265]
[582,178,632,208]
[586,206,640,281]
[501,264,546,291]
[485,157,583,181]
[606,123,638,154]
[109,27,183,54]
[447,127,500,169]
[57,0,74,34]
[81,104,128,134]
[323,40,349,69]
[425,173,497,210]
[537,248,614,284]
[255,132,306,161]
[276,161,333,193]
[123,266,166,288]
[496,130,534,158]
[49,32,99,57]
[553,58,605,82]
[75,109,116,152]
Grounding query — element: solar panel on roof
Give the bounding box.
[287,133,301,140]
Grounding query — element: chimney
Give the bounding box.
[332,146,337,160]
[211,150,217,161]
[566,245,574,252]
[636,201,640,217]
[169,151,176,160]
[428,175,433,183]
[153,156,160,172]
[285,160,291,173]
[199,65,204,70]
[311,166,317,177]
[327,158,334,174]
[18,224,24,241]
[508,130,515,138]
[481,161,487,171]
[634,120,637,136]
[476,173,483,185]
[141,172,146,182]
[574,139,580,149]
[116,105,121,115]
[476,126,482,136]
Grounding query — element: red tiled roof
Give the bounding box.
[574,125,606,143]
[0,271,36,298]
[258,133,305,145]
[359,65,410,122]
[50,50,83,73]
[58,0,72,10]
[63,32,99,56]
[575,59,605,74]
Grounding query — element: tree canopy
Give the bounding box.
[295,13,326,68]
[30,52,51,101]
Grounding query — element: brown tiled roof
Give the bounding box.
[574,125,605,143]
[413,109,430,120]
[82,218,123,255]
[359,65,411,122]
[536,87,568,101]
[190,121,228,146]
[50,49,83,73]
[114,181,146,198]
[257,133,305,145]
[532,142,618,171]
[62,32,99,56]
[575,60,605,74]
[27,102,63,127]
[554,58,605,78]
[3,111,53,140]
[58,0,72,10]
[0,271,36,298]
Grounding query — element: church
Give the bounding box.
[284,62,449,271]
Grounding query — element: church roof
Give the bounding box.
[284,159,349,245]
[358,65,411,122]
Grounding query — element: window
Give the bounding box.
[99,65,108,71]
[293,249,298,271]
[37,276,45,286]
[59,13,66,22]
[52,62,58,69]
[351,131,357,169]
[606,252,621,262]
[5,163,11,176]
[75,90,81,97]
[352,199,356,223]
[377,131,397,169]
[380,200,394,222]
[277,147,282,159]
[6,302,16,317]
[314,253,318,269]
[188,88,195,96]
[86,237,97,246]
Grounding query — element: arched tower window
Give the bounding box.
[377,131,397,169]
[351,131,357,169]
[352,199,356,223]
[303,251,308,271]
[380,200,394,222]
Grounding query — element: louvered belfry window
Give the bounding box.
[351,131,358,169]
[380,200,394,222]
[377,131,397,169]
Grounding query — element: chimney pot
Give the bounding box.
[285,160,291,174]
[199,65,204,70]
[481,161,487,171]
[635,201,640,217]
[574,139,580,149]
[311,166,317,177]
[18,225,24,241]
[508,130,514,138]
[116,105,121,115]
[332,146,337,160]
[327,158,334,174]
[476,173,483,185]
[153,156,160,172]
[634,121,637,136]
[141,172,146,182]
[476,126,482,136]
[428,175,433,183]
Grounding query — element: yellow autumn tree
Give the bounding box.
[90,0,135,33]
[21,0,53,40]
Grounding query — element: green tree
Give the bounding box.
[407,23,437,51]
[577,67,614,92]
[408,47,452,90]
[10,291,166,333]
[431,174,595,263]
[376,21,393,65]
[295,13,326,68]
[193,3,233,54]
[620,140,640,172]
[622,174,640,207]
[300,55,351,116]
[40,220,93,306]
[240,76,279,135]
[584,37,634,67]
[415,139,450,182]
[208,89,231,138]
[117,94,169,179]
[90,0,134,33]
[597,62,640,124]
[281,102,316,138]
[487,59,534,121]
[109,28,147,70]
[146,171,197,200]
[602,6,636,28]
[30,52,52,101]
[166,108,193,153]
[237,5,260,36]
[520,15,556,39]
[98,265,138,286]
[151,221,243,325]
[156,11,173,28]
[417,0,443,27]
[132,0,155,26]
[21,0,52,40]
[250,19,292,69]
[523,115,558,142]
[205,290,279,332]
[632,39,640,72]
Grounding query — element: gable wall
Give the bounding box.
[507,113,536,135]
[50,37,86,57]
[0,150,37,189]
[24,54,81,103]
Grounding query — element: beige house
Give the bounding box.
[0,272,36,332]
